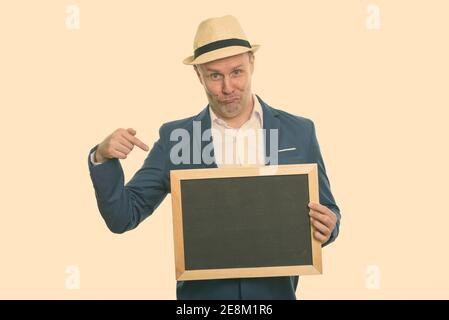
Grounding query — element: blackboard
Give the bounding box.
[170,164,321,281]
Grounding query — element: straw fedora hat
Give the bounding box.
[183,15,260,65]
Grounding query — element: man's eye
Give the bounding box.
[233,69,242,76]
[210,73,222,80]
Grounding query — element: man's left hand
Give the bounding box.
[308,202,337,244]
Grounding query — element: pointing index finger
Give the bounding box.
[133,136,149,151]
[123,131,149,151]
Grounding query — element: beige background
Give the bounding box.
[1,0,448,299]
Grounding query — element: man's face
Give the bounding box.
[195,52,255,120]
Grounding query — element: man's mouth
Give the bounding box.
[221,97,239,104]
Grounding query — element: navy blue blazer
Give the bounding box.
[88,95,341,300]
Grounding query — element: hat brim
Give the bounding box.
[183,44,260,65]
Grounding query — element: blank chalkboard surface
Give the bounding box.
[170,164,321,281]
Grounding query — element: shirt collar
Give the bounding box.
[209,94,263,128]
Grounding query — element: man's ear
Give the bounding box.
[249,52,255,75]
[194,65,204,85]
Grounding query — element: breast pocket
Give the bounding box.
[277,147,307,165]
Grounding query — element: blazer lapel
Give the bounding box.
[193,106,218,168]
[257,95,280,165]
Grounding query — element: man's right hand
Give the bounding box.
[94,128,150,163]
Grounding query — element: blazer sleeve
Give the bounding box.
[307,121,341,247]
[88,125,169,234]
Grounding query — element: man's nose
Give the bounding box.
[221,76,234,95]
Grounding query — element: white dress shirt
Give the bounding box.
[209,94,265,167]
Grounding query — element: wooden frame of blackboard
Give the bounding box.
[170,164,322,281]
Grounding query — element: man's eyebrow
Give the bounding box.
[204,68,222,73]
[204,64,244,73]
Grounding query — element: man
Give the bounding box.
[88,15,340,299]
